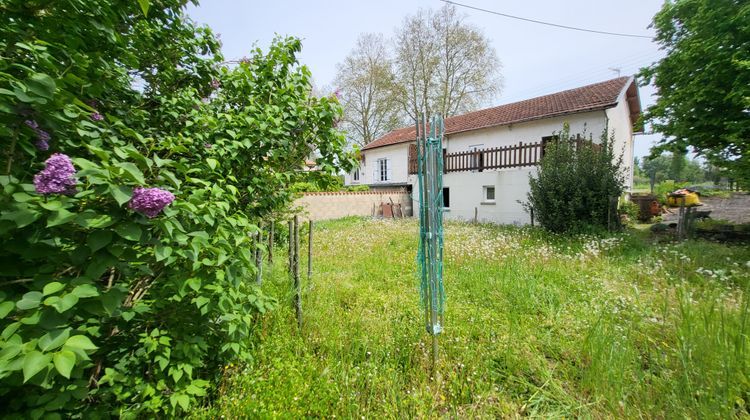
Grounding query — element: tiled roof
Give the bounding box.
[362,76,634,150]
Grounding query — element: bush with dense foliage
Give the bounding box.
[527,125,625,232]
[0,0,352,417]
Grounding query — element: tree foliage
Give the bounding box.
[639,0,750,182]
[335,4,502,146]
[528,125,625,233]
[334,34,403,146]
[0,0,352,416]
[394,5,502,121]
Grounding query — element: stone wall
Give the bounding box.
[293,189,412,221]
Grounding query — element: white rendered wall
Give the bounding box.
[605,97,635,190]
[344,143,410,186]
[413,167,536,225]
[444,111,608,154]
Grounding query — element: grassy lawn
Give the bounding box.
[196,218,750,418]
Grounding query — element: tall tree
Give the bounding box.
[393,4,502,122]
[639,0,750,182]
[334,34,403,146]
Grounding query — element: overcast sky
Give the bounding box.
[187,0,667,158]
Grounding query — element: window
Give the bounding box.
[443,187,450,208]
[483,185,495,202]
[376,158,391,182]
[352,169,360,182]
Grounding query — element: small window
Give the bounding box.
[352,169,360,181]
[443,187,450,208]
[483,186,495,202]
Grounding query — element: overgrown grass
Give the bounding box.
[195,218,750,418]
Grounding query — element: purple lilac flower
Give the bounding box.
[210,79,221,89]
[128,187,175,218]
[203,143,213,149]
[201,97,210,104]
[91,112,104,121]
[35,139,49,151]
[25,120,52,151]
[33,153,77,195]
[333,88,342,100]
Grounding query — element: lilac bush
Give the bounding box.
[25,119,51,150]
[128,187,175,218]
[33,153,77,195]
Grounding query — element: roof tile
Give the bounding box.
[363,76,632,150]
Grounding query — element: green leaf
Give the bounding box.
[39,200,63,211]
[16,291,42,310]
[76,211,114,228]
[171,394,190,411]
[42,282,65,296]
[1,207,40,228]
[87,230,112,252]
[186,277,201,292]
[206,158,219,170]
[71,284,99,299]
[23,351,52,382]
[51,294,79,313]
[115,222,142,241]
[154,244,172,262]
[65,335,97,351]
[186,382,207,396]
[53,350,76,379]
[47,209,76,227]
[110,185,133,206]
[117,162,145,184]
[138,0,150,16]
[39,328,70,352]
[26,73,56,100]
[0,301,14,318]
[12,192,34,202]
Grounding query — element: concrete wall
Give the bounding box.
[293,189,412,221]
[439,167,536,225]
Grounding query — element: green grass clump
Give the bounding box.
[195,218,750,418]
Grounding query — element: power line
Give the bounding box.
[439,0,653,39]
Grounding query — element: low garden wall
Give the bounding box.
[293,189,413,221]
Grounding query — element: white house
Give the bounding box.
[344,76,642,224]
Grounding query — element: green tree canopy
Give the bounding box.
[639,0,750,182]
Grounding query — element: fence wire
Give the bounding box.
[416,115,445,335]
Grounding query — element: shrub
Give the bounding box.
[618,199,640,226]
[0,1,352,417]
[527,124,625,232]
[345,185,370,192]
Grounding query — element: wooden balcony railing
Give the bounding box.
[409,141,543,175]
[407,138,602,175]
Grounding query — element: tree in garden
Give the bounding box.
[393,4,502,121]
[334,34,403,146]
[334,3,502,143]
[527,125,625,233]
[0,0,352,417]
[639,0,750,183]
